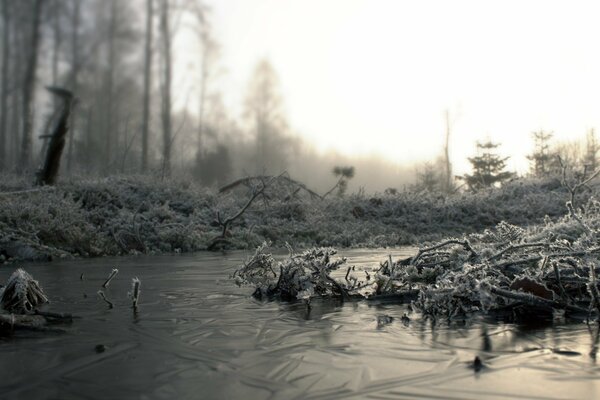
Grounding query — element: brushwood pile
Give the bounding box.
[234,196,600,319]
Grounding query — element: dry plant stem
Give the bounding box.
[322,176,345,198]
[97,290,113,309]
[412,239,477,265]
[382,255,395,292]
[489,286,589,314]
[558,155,600,206]
[219,173,323,200]
[217,184,265,237]
[493,247,600,269]
[325,274,350,301]
[567,201,593,234]
[102,268,119,288]
[131,277,141,309]
[553,261,568,300]
[488,242,550,261]
[215,174,281,240]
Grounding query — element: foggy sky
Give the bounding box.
[176,0,600,175]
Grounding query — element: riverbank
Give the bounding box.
[0,173,580,263]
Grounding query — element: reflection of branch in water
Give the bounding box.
[481,325,492,352]
[589,322,600,362]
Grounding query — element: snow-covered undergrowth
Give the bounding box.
[234,197,600,320]
[0,173,584,263]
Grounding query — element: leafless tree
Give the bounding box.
[103,0,117,173]
[141,0,153,172]
[66,0,81,172]
[0,0,10,170]
[18,0,44,171]
[442,109,452,192]
[159,0,172,176]
[190,1,217,158]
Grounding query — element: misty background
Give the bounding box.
[1,0,600,193]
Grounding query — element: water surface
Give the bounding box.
[1,249,599,399]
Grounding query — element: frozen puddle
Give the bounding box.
[1,249,599,399]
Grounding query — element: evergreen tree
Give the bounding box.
[585,128,599,172]
[463,141,513,191]
[527,130,553,177]
[415,162,439,192]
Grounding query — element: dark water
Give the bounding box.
[1,249,600,399]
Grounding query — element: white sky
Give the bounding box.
[177,0,600,175]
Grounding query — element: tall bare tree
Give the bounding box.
[66,0,81,171]
[141,0,154,172]
[18,0,44,171]
[442,109,453,192]
[0,0,10,170]
[159,0,172,175]
[103,0,117,172]
[191,2,217,158]
[51,0,63,86]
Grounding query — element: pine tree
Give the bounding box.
[527,130,553,177]
[415,162,439,192]
[585,128,599,172]
[463,141,513,191]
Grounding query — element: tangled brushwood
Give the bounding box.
[234,197,600,320]
[0,269,49,314]
[0,269,75,332]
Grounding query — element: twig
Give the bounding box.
[102,268,119,288]
[493,247,600,269]
[553,260,568,301]
[487,242,550,261]
[130,277,141,309]
[412,239,477,265]
[219,173,323,200]
[566,201,593,234]
[97,290,113,309]
[213,174,282,242]
[558,155,600,207]
[488,286,588,314]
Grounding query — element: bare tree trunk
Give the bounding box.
[36,87,73,186]
[141,0,153,172]
[197,36,209,161]
[443,109,452,192]
[104,0,117,173]
[66,0,80,172]
[160,0,172,176]
[85,106,92,163]
[18,0,44,171]
[10,47,21,167]
[51,0,61,87]
[0,0,10,170]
